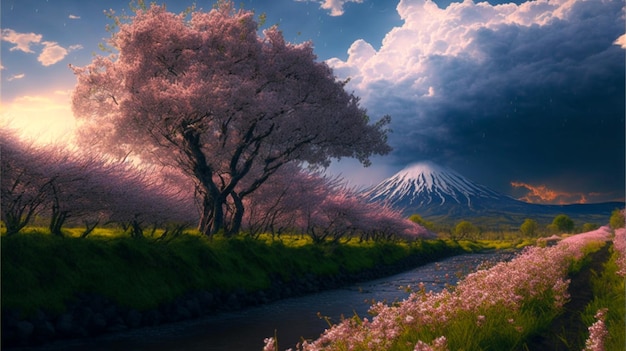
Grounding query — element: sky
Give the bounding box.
[1,0,625,205]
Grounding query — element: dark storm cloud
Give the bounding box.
[328,0,625,201]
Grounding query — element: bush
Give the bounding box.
[609,209,625,229]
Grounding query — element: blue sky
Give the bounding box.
[1,0,625,204]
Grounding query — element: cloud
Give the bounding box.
[37,41,68,66]
[511,181,586,204]
[2,28,76,66]
[7,73,25,81]
[68,14,81,19]
[327,0,625,200]
[1,29,42,53]
[296,0,363,16]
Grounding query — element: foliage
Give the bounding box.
[408,214,435,232]
[609,208,625,229]
[581,222,600,233]
[551,214,575,233]
[71,1,391,236]
[452,220,479,240]
[0,229,464,316]
[519,218,539,237]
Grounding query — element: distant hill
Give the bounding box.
[363,161,624,227]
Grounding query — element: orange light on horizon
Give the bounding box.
[511,182,588,205]
[510,181,622,205]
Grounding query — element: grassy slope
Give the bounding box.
[1,229,478,316]
[581,244,625,350]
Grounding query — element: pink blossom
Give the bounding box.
[613,228,626,276]
[279,232,605,350]
[583,308,609,351]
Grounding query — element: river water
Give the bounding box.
[29,251,516,351]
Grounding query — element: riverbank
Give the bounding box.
[1,230,502,348]
[268,228,619,351]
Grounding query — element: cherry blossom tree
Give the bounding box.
[242,166,432,242]
[0,129,51,235]
[104,166,197,239]
[1,128,196,237]
[71,1,391,236]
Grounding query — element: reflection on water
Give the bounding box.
[27,251,515,351]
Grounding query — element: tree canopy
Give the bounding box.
[71,2,391,236]
[551,214,575,233]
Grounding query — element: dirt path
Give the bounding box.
[519,243,611,351]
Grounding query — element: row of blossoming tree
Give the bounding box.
[0,128,196,238]
[1,128,429,241]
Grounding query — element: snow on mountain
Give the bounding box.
[364,161,622,226]
[365,161,506,210]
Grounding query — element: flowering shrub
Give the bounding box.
[583,308,609,351]
[613,228,626,277]
[265,230,611,350]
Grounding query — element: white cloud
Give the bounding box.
[68,14,81,19]
[2,28,75,66]
[297,0,363,16]
[1,29,42,53]
[38,41,68,66]
[69,44,83,51]
[7,73,25,81]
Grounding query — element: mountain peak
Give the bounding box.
[364,160,505,213]
[395,161,454,181]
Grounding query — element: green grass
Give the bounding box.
[580,244,625,350]
[1,229,472,317]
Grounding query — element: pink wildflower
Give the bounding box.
[476,315,485,327]
[613,228,626,276]
[583,308,609,351]
[263,337,276,351]
[414,336,448,351]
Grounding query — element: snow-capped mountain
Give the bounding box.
[363,161,622,225]
[365,161,507,209]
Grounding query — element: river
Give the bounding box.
[26,250,516,351]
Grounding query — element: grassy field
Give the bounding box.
[1,227,499,317]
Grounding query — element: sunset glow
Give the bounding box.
[0,90,76,145]
[509,181,619,205]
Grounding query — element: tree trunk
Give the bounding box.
[227,191,244,236]
[4,213,26,236]
[197,192,226,236]
[130,219,144,239]
[49,210,68,237]
[80,220,100,238]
